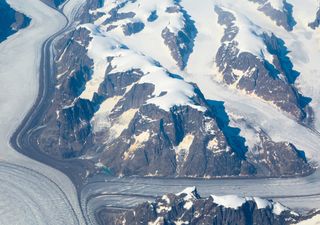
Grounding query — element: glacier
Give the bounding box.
[0,0,86,224]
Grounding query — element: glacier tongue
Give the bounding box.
[0,0,86,224]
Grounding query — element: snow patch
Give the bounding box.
[295,214,320,225]
[220,6,273,60]
[95,161,104,168]
[253,197,272,209]
[123,131,150,160]
[161,195,170,204]
[176,187,197,200]
[211,195,246,209]
[110,108,138,139]
[207,138,219,151]
[183,201,193,210]
[266,0,284,11]
[92,96,122,132]
[230,118,261,151]
[175,134,194,160]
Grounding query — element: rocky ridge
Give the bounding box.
[100,187,304,225]
[214,5,311,121]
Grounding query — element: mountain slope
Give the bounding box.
[32,0,320,179]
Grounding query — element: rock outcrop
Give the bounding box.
[0,0,31,43]
[101,187,301,225]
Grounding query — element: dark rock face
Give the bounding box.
[0,0,31,43]
[248,0,296,31]
[309,8,320,29]
[37,27,94,158]
[103,188,300,225]
[122,22,145,36]
[214,6,311,121]
[97,103,249,177]
[147,10,158,22]
[161,2,198,70]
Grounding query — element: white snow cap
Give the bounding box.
[266,0,284,11]
[176,186,198,200]
[272,202,289,215]
[177,187,289,215]
[210,194,289,215]
[211,195,247,209]
[79,24,205,112]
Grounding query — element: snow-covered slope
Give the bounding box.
[296,212,320,225]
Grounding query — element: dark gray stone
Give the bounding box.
[248,0,296,31]
[147,10,158,22]
[0,0,31,43]
[161,2,197,70]
[122,22,145,36]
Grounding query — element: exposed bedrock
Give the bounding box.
[0,0,31,43]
